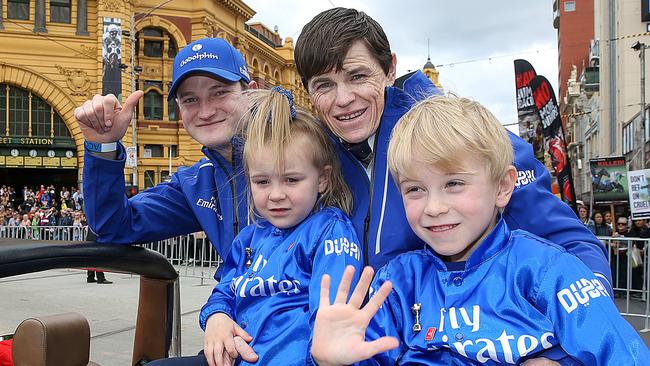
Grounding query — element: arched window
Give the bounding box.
[136,27,178,60]
[0,84,71,138]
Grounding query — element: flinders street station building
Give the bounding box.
[0,0,311,190]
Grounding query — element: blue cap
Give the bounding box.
[168,38,251,101]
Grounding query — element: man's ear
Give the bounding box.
[387,53,397,84]
[248,80,258,89]
[318,165,332,193]
[496,166,517,209]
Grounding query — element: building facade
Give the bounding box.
[0,0,309,191]
[561,0,650,204]
[553,0,598,202]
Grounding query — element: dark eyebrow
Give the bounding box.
[309,75,332,86]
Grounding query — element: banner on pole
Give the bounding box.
[530,75,577,209]
[591,157,628,203]
[627,169,650,219]
[102,17,122,98]
[514,59,544,162]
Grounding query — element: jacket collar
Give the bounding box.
[425,215,511,272]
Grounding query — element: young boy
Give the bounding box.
[311,96,650,365]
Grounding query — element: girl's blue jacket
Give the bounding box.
[200,207,363,366]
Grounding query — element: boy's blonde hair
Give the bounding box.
[388,95,513,182]
[240,88,352,221]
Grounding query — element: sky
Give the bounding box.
[242,0,559,132]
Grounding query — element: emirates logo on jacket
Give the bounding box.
[230,254,301,298]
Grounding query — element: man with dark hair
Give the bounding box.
[295,8,613,364]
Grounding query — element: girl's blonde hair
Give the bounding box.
[388,95,513,182]
[240,88,352,221]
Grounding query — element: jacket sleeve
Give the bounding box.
[356,266,406,366]
[83,143,202,244]
[533,252,650,364]
[308,216,364,319]
[504,131,612,290]
[198,234,246,330]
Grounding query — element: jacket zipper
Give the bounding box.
[212,150,240,236]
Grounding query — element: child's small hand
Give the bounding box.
[311,266,399,366]
[204,313,258,366]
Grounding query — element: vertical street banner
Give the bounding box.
[514,59,544,162]
[591,157,628,202]
[102,17,122,98]
[530,75,577,209]
[628,169,650,219]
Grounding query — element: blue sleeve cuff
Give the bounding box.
[532,346,581,366]
[199,304,234,331]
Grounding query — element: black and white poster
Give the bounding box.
[102,17,122,98]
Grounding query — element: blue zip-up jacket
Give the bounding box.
[362,219,649,365]
[83,144,249,263]
[200,207,363,366]
[336,71,612,288]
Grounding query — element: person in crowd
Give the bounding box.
[7,213,20,227]
[86,270,112,284]
[293,7,611,289]
[594,211,612,237]
[311,96,649,365]
[149,88,363,366]
[72,187,83,211]
[578,204,596,234]
[611,217,631,297]
[627,219,648,296]
[19,214,30,228]
[604,211,614,230]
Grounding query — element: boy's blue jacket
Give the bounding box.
[83,71,611,288]
[363,219,649,365]
[199,207,363,366]
[335,71,612,287]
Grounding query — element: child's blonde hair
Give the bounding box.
[241,88,352,221]
[388,95,513,182]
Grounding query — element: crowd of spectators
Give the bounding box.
[0,184,88,240]
[579,203,648,299]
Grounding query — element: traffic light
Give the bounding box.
[125,185,139,198]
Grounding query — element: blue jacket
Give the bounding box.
[335,71,612,288]
[200,207,363,366]
[83,144,249,262]
[363,219,649,365]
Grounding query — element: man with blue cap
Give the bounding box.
[74,38,260,365]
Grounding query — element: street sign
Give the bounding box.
[126,146,137,168]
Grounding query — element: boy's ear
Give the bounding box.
[318,165,332,194]
[495,166,517,209]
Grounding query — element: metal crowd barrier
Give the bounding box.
[0,226,221,284]
[137,232,222,284]
[598,236,650,332]
[0,225,89,241]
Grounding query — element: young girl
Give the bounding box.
[149,87,363,366]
